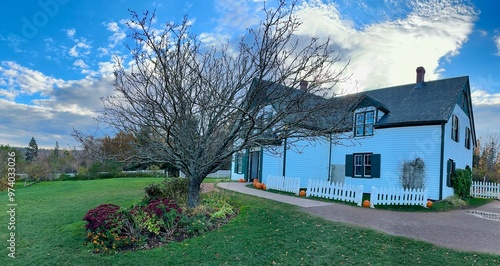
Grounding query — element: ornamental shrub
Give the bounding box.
[131,198,183,235]
[452,167,472,199]
[83,204,121,231]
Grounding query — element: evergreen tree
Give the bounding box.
[25,137,38,162]
[53,141,60,160]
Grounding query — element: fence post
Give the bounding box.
[370,186,376,208]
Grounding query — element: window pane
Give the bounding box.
[354,155,363,165]
[365,125,373,135]
[365,166,371,176]
[355,113,364,125]
[365,112,374,123]
[355,126,364,136]
[355,166,363,176]
[364,154,371,165]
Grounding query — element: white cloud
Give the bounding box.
[0,61,65,98]
[292,0,477,92]
[106,22,120,32]
[495,34,500,56]
[0,61,117,148]
[471,89,500,106]
[97,47,109,57]
[73,59,89,69]
[109,32,126,49]
[66,28,76,38]
[68,39,91,57]
[104,21,126,49]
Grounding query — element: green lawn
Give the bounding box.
[1,178,499,265]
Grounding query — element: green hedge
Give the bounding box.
[452,166,472,199]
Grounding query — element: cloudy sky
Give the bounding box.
[1,0,499,149]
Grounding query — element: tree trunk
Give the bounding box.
[187,176,203,208]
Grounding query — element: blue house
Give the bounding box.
[231,67,476,200]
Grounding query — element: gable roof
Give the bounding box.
[251,75,476,145]
[249,79,360,133]
[357,76,470,128]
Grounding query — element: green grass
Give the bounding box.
[0,179,499,265]
[202,177,231,183]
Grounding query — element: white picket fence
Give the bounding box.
[306,179,363,206]
[370,186,428,208]
[470,181,500,199]
[266,175,301,195]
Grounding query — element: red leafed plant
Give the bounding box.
[83,204,121,231]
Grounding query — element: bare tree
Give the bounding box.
[87,1,355,207]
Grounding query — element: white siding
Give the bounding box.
[332,124,443,199]
[230,152,245,181]
[261,146,284,183]
[256,103,474,200]
[442,105,474,198]
[262,137,330,188]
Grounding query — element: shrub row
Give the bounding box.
[59,172,168,181]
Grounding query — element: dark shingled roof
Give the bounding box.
[252,75,475,143]
[360,76,470,128]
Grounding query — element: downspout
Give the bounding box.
[328,134,332,181]
[282,137,287,177]
[439,123,445,200]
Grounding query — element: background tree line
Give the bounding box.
[473,133,500,182]
[1,132,193,189]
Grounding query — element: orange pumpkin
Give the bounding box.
[363,200,370,208]
[238,178,245,182]
[256,182,263,189]
[262,184,267,190]
[426,200,433,208]
[299,190,306,197]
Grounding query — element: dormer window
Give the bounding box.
[354,110,374,137]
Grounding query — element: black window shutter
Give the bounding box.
[371,154,381,178]
[345,154,353,177]
[446,159,453,187]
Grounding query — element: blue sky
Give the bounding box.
[1,0,499,149]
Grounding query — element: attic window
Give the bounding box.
[354,111,374,137]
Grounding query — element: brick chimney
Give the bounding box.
[299,80,308,91]
[416,66,425,84]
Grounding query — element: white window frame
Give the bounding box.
[354,110,375,137]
